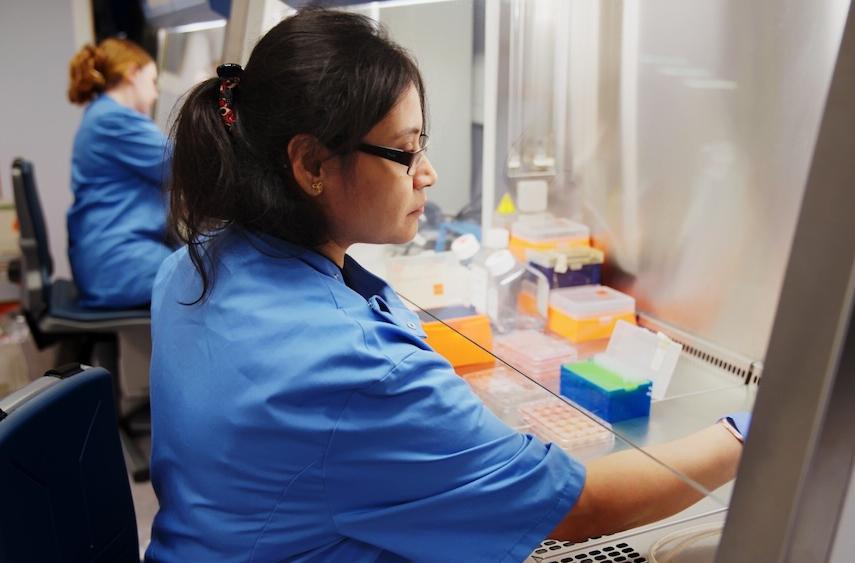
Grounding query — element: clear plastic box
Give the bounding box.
[384,251,469,310]
[595,320,683,400]
[464,365,549,428]
[519,397,614,459]
[493,330,578,393]
[548,285,636,342]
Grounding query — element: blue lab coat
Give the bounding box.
[145,228,586,562]
[68,94,173,308]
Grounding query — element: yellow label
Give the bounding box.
[496,193,517,215]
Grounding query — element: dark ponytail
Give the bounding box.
[169,8,425,303]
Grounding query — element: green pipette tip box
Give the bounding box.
[560,360,652,423]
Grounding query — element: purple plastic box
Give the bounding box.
[530,262,602,289]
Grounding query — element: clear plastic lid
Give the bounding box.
[483,227,511,249]
[549,285,636,319]
[595,320,683,400]
[493,331,576,393]
[495,355,564,372]
[494,330,578,365]
[463,366,547,425]
[511,217,590,242]
[451,233,481,262]
[485,249,517,277]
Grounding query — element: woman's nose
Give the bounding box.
[414,155,437,189]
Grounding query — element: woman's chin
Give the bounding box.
[389,225,419,245]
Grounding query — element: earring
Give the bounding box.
[310,181,323,195]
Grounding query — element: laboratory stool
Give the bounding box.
[10,157,153,481]
[0,365,140,562]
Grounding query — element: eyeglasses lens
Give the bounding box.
[407,151,425,176]
[407,135,429,176]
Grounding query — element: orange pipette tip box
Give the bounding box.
[419,305,495,373]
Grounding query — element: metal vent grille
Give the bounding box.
[530,540,647,562]
[672,338,759,384]
[637,314,763,384]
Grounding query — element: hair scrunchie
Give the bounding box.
[216,63,243,130]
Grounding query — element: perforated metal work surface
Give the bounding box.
[525,500,726,563]
[529,539,647,562]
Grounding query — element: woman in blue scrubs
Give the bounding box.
[67,38,173,308]
[146,9,746,562]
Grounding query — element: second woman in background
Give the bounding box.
[66,37,173,308]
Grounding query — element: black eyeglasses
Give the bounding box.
[357,134,429,177]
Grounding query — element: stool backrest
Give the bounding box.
[11,158,54,316]
[0,366,139,562]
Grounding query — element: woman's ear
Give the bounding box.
[288,134,330,197]
[123,63,142,84]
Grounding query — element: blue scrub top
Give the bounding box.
[68,94,173,308]
[145,228,586,563]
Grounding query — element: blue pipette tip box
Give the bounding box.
[560,360,652,423]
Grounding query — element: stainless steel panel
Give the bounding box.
[489,0,846,361]
[717,3,855,561]
[573,0,848,362]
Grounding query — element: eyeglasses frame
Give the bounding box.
[357,133,429,176]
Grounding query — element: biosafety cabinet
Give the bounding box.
[213,0,855,560]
